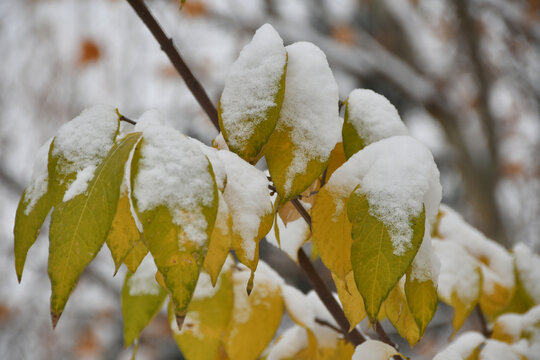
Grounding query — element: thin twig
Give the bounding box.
[125,0,219,129]
[119,115,137,125]
[315,318,346,335]
[475,305,490,337]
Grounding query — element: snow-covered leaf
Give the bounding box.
[131,120,218,329]
[433,332,485,360]
[48,130,139,326]
[223,264,284,360]
[121,254,167,347]
[217,150,273,292]
[352,340,400,360]
[342,89,408,159]
[14,138,54,282]
[264,41,340,204]
[433,240,483,334]
[218,24,287,163]
[513,243,540,307]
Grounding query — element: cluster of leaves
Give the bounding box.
[13,23,540,359]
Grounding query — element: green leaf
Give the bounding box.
[348,190,425,321]
[342,116,366,160]
[130,129,219,329]
[171,267,234,360]
[264,42,340,204]
[218,24,287,163]
[106,191,142,274]
[404,272,438,338]
[14,138,54,282]
[122,255,167,347]
[48,132,142,326]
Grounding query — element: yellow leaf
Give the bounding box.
[312,186,353,279]
[264,42,340,204]
[332,272,366,330]
[218,24,287,163]
[203,192,232,286]
[325,142,346,181]
[121,255,167,346]
[14,138,54,282]
[405,272,438,337]
[171,267,234,360]
[348,190,425,320]
[106,191,141,274]
[383,280,421,347]
[130,126,219,329]
[123,238,149,273]
[224,266,284,360]
[48,132,141,326]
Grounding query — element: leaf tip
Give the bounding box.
[246,271,255,295]
[51,311,61,329]
[175,314,185,331]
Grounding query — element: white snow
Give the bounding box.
[437,205,515,293]
[217,150,273,261]
[171,311,203,339]
[480,340,525,360]
[265,216,310,262]
[191,138,226,191]
[133,117,216,247]
[345,89,408,147]
[52,105,119,201]
[513,243,540,303]
[410,233,440,284]
[433,332,485,360]
[327,136,441,255]
[352,340,398,360]
[219,23,286,151]
[265,325,308,360]
[127,254,161,296]
[62,164,97,201]
[23,137,53,215]
[277,41,340,195]
[433,240,481,305]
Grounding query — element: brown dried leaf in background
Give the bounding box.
[181,1,206,17]
[78,39,101,66]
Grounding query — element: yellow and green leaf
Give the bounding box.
[348,190,425,321]
[405,270,438,337]
[171,268,234,360]
[342,106,366,159]
[48,132,142,326]
[332,272,366,330]
[123,238,149,273]
[121,256,168,347]
[14,139,55,282]
[383,280,421,347]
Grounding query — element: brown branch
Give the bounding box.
[314,318,346,336]
[475,305,490,338]
[125,0,219,129]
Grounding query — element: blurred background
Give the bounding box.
[0,0,538,358]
